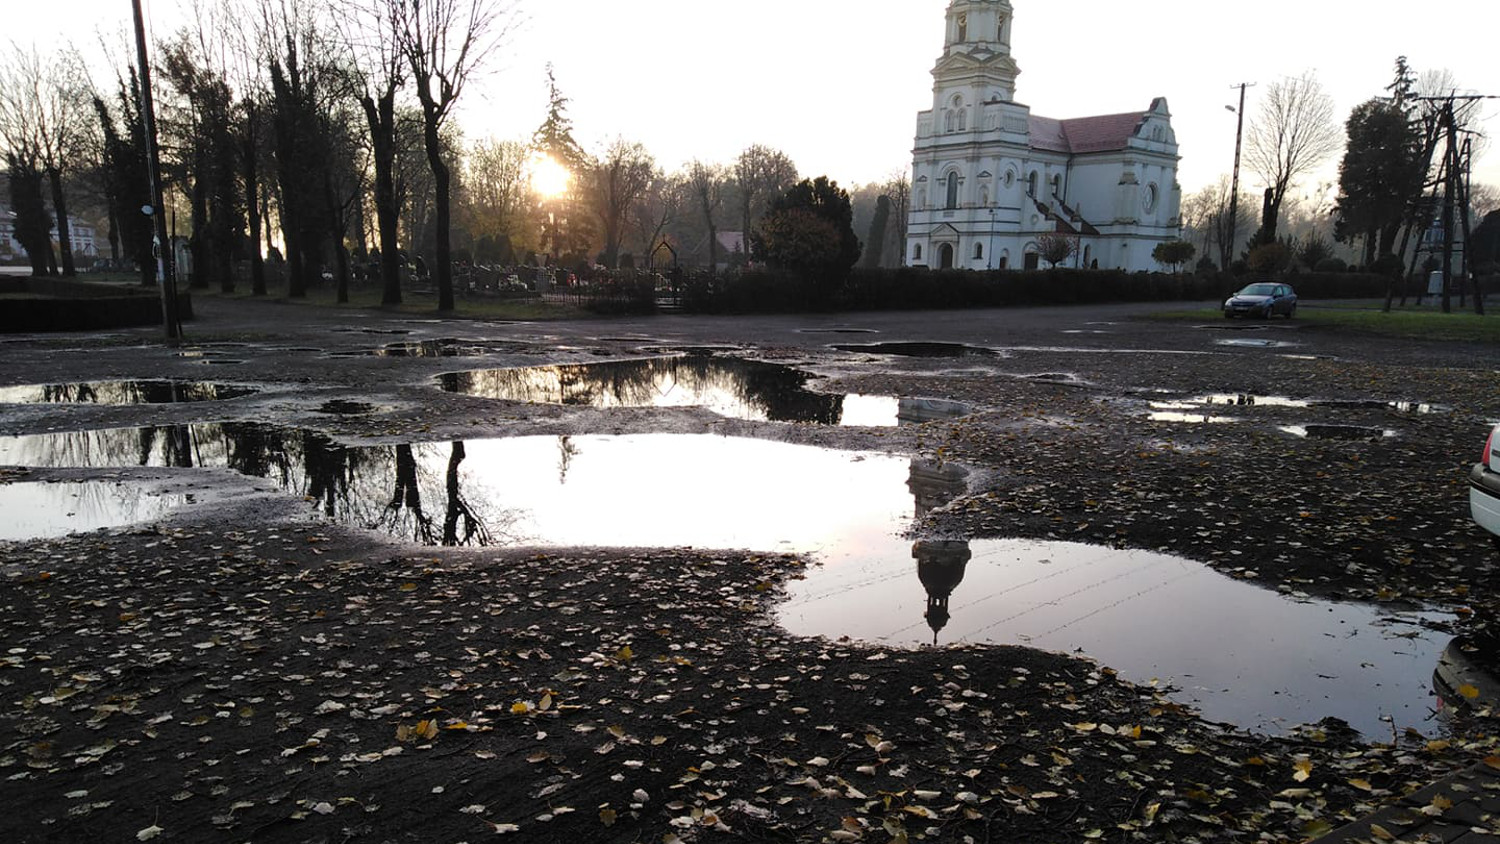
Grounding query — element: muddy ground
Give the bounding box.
[4,297,1500,843]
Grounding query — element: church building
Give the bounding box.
[907,0,1182,273]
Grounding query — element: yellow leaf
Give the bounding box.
[1348,778,1373,791]
[1427,739,1453,753]
[599,808,616,827]
[1484,755,1500,770]
[538,694,553,711]
[1370,823,1395,840]
[1431,794,1454,810]
[1293,758,1313,783]
[399,582,417,592]
[417,719,438,740]
[511,702,533,715]
[1459,684,1481,700]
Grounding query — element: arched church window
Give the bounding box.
[1049,174,1061,197]
[1144,183,1159,214]
[996,17,1005,41]
[913,244,923,261]
[958,109,967,132]
[973,242,984,260]
[999,251,1010,270]
[944,111,955,133]
[957,14,967,42]
[1004,170,1015,189]
[1026,171,1038,198]
[945,174,960,209]
[917,188,927,210]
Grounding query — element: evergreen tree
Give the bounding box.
[1333,98,1424,263]
[92,72,154,286]
[532,64,584,170]
[6,148,54,276]
[752,176,861,298]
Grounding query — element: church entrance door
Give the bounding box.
[938,243,954,270]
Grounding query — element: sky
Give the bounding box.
[10,0,1500,198]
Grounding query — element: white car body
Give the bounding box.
[1470,423,1500,540]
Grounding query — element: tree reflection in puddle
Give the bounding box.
[0,380,257,405]
[438,355,970,427]
[0,427,1449,738]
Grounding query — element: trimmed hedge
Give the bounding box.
[676,268,1394,315]
[0,278,192,333]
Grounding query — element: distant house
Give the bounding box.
[0,199,101,263]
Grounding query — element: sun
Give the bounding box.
[530,155,572,199]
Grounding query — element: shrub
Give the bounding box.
[1314,257,1348,272]
[1370,254,1405,277]
[1246,243,1293,275]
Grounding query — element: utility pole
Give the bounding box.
[1225,83,1253,270]
[1416,93,1497,315]
[131,0,182,342]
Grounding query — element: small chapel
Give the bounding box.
[907,0,1182,273]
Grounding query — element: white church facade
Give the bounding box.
[907,0,1182,273]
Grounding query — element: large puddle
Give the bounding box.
[0,481,192,540]
[0,425,1447,737]
[438,356,970,427]
[0,380,257,405]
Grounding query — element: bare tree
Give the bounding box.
[463,136,532,256]
[687,160,727,272]
[395,0,517,312]
[732,144,798,256]
[1037,233,1077,268]
[1245,71,1342,244]
[629,169,685,265]
[0,45,91,276]
[338,0,407,305]
[586,138,655,269]
[1182,176,1256,269]
[882,171,911,265]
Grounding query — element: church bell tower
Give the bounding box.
[936,0,1020,102]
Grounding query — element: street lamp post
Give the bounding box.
[1225,83,1252,270]
[132,0,181,341]
[987,208,996,271]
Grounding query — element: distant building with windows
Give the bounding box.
[0,200,101,263]
[907,0,1182,272]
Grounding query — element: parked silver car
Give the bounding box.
[1224,282,1297,319]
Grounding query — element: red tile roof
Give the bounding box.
[1028,110,1149,155]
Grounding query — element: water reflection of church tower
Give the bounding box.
[915,540,972,643]
[908,458,972,642]
[907,458,969,517]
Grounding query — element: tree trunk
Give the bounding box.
[189,178,208,289]
[47,168,76,277]
[107,207,119,263]
[326,172,350,304]
[422,117,453,312]
[242,107,264,295]
[362,91,401,306]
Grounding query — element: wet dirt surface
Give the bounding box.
[6,297,1500,843]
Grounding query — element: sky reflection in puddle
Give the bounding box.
[0,481,192,540]
[0,426,1448,738]
[438,356,970,427]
